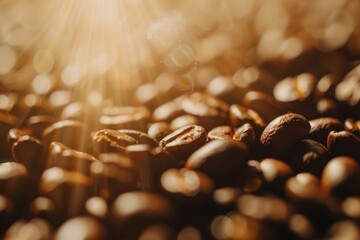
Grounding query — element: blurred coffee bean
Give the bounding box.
[54,217,105,240]
[316,98,340,118]
[344,118,360,138]
[308,117,344,146]
[288,214,317,239]
[26,115,57,138]
[186,139,249,180]
[170,114,200,130]
[260,113,310,157]
[0,112,20,158]
[213,187,242,211]
[288,139,329,177]
[242,91,285,122]
[207,125,233,141]
[285,173,323,202]
[341,197,360,220]
[40,167,92,225]
[316,74,341,99]
[42,120,90,152]
[147,122,172,141]
[326,221,360,240]
[181,92,229,130]
[5,218,53,240]
[99,106,150,131]
[233,123,256,148]
[160,125,206,162]
[85,196,108,219]
[47,142,97,175]
[206,76,242,103]
[152,100,185,123]
[154,71,185,101]
[335,75,360,119]
[229,104,266,136]
[92,129,137,156]
[136,83,160,110]
[327,131,360,160]
[6,128,32,150]
[321,156,360,198]
[117,129,159,148]
[139,224,176,240]
[110,192,174,239]
[30,197,54,221]
[259,158,293,196]
[12,135,45,177]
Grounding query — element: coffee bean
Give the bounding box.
[308,117,344,146]
[233,123,256,148]
[326,221,360,240]
[344,118,360,138]
[6,128,32,151]
[285,173,323,201]
[260,113,310,157]
[117,129,159,148]
[207,125,233,141]
[316,74,341,100]
[5,218,53,240]
[206,76,242,103]
[327,131,360,160]
[147,122,172,141]
[335,75,360,119]
[316,98,340,118]
[229,104,266,136]
[170,115,200,130]
[26,115,57,138]
[160,125,206,162]
[288,139,329,177]
[0,112,20,158]
[136,83,160,110]
[152,100,185,123]
[85,196,108,219]
[186,139,249,180]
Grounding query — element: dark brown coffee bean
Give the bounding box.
[99,106,150,131]
[152,100,185,123]
[42,120,90,152]
[242,91,285,122]
[160,125,206,162]
[92,129,137,156]
[259,158,293,196]
[47,142,97,176]
[207,125,233,141]
[308,117,344,146]
[186,139,249,179]
[12,135,45,177]
[54,217,105,240]
[0,112,20,158]
[321,156,360,198]
[147,122,172,141]
[110,192,174,239]
[117,129,159,148]
[288,139,329,177]
[260,113,310,157]
[181,92,229,130]
[170,115,200,130]
[6,128,32,150]
[327,131,360,160]
[233,123,256,147]
[26,115,57,138]
[229,104,266,136]
[160,168,214,208]
[344,118,360,138]
[206,76,242,103]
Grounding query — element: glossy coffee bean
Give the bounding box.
[233,123,256,148]
[308,118,344,146]
[170,115,200,130]
[321,156,360,198]
[6,128,32,150]
[160,125,206,162]
[92,129,137,156]
[207,125,233,141]
[0,112,20,158]
[186,139,249,180]
[288,139,329,177]
[327,131,360,160]
[99,106,150,131]
[42,120,90,152]
[110,192,174,239]
[229,104,266,136]
[26,115,57,138]
[344,118,360,138]
[117,129,159,148]
[147,122,172,141]
[260,113,310,157]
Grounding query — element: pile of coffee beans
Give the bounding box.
[0,49,359,239]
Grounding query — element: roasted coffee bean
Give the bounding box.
[6,128,32,150]
[207,125,233,141]
[326,220,360,240]
[308,117,344,146]
[160,168,214,208]
[259,158,293,196]
[316,98,340,118]
[321,156,360,198]
[285,173,323,202]
[180,92,229,130]
[160,125,206,162]
[242,91,285,122]
[327,131,360,160]
[42,120,90,152]
[213,187,242,211]
[170,114,200,130]
[110,192,174,239]
[186,139,249,180]
[154,71,185,101]
[47,142,97,175]
[40,167,92,225]
[12,135,45,177]
[229,104,266,136]
[92,129,137,156]
[341,197,360,219]
[54,217,106,240]
[206,76,242,103]
[5,218,53,240]
[85,196,108,219]
[152,100,185,123]
[260,113,310,157]
[136,83,160,110]
[0,112,20,158]
[30,197,54,221]
[233,123,256,148]
[335,75,360,119]
[147,122,172,141]
[117,129,159,148]
[288,139,329,177]
[344,118,360,138]
[139,224,176,240]
[99,106,150,131]
[26,115,57,138]
[316,74,341,99]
